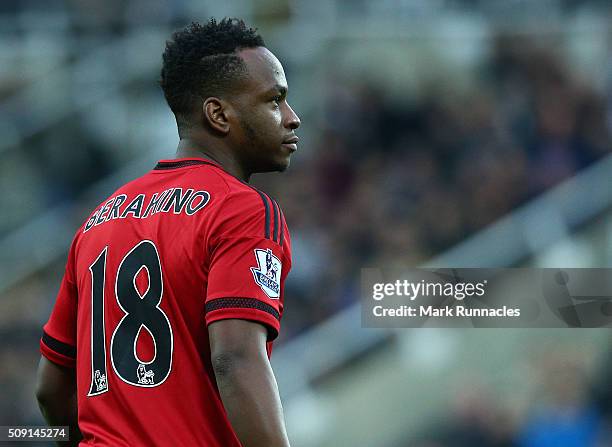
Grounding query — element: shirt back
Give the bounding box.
[40,158,291,447]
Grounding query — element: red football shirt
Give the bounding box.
[40,158,291,446]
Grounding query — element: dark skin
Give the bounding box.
[177,46,301,181]
[36,358,82,446]
[36,46,299,446]
[209,320,291,447]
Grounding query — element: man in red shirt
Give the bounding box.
[35,18,300,447]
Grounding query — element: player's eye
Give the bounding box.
[271,96,281,108]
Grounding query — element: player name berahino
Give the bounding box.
[83,188,210,233]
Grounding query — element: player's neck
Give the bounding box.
[175,139,250,182]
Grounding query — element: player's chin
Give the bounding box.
[279,143,297,167]
[271,156,291,172]
[270,148,293,171]
[257,145,294,172]
[256,155,291,173]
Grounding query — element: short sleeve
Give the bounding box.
[40,233,79,368]
[206,189,291,341]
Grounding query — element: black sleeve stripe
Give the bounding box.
[206,297,280,321]
[270,197,280,243]
[42,331,76,358]
[278,207,285,246]
[255,190,271,240]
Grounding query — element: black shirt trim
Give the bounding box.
[154,160,218,170]
[42,331,77,359]
[205,297,280,321]
[270,198,280,243]
[255,191,271,240]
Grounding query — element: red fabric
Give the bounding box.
[40,158,291,447]
[41,238,79,367]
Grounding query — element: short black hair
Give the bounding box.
[160,18,265,128]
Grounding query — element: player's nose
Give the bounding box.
[284,102,300,130]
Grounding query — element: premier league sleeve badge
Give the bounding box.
[251,248,282,299]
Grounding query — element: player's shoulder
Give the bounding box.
[225,176,271,209]
[207,166,281,212]
[211,177,288,246]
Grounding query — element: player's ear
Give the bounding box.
[203,97,231,135]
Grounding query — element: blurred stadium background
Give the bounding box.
[1,0,612,446]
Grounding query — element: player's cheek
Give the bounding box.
[269,107,282,126]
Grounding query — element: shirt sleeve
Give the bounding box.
[40,232,79,368]
[205,189,291,341]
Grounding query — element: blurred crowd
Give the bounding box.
[407,345,612,447]
[0,5,611,443]
[260,35,612,339]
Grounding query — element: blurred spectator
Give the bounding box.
[412,380,517,447]
[517,353,602,447]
